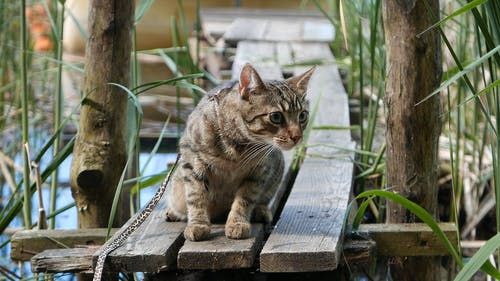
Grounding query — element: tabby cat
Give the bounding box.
[165,63,315,241]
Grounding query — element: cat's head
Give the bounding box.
[238,63,316,150]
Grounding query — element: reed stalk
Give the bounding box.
[20,0,32,229]
[49,0,65,229]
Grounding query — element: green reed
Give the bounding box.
[50,0,65,230]
[20,0,32,229]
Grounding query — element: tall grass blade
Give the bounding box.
[455,233,500,281]
[50,0,65,229]
[20,0,32,229]
[416,44,500,107]
[419,0,488,36]
[135,0,154,24]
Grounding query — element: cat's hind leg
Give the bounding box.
[165,177,187,222]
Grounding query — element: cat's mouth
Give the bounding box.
[273,136,301,150]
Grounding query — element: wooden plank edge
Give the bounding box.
[340,239,376,265]
[31,246,99,273]
[11,228,118,262]
[177,224,265,270]
[355,223,458,256]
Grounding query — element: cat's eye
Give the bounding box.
[269,112,284,125]
[298,111,308,123]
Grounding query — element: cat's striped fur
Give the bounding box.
[166,64,315,241]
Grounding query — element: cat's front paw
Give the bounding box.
[184,223,210,241]
[225,221,251,239]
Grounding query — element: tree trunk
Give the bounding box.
[383,0,442,280]
[70,0,134,237]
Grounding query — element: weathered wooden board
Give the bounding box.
[177,224,265,270]
[177,49,292,270]
[220,8,335,46]
[263,20,302,42]
[340,239,376,265]
[93,191,186,273]
[231,41,283,81]
[303,20,336,42]
[201,8,333,42]
[11,228,117,261]
[225,19,334,45]
[31,247,98,273]
[356,223,458,256]
[260,43,355,272]
[224,18,268,42]
[259,157,354,272]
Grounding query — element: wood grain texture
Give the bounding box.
[231,41,283,81]
[357,223,457,256]
[341,239,376,265]
[10,228,117,261]
[264,20,302,41]
[93,192,186,273]
[32,247,99,273]
[260,43,355,272]
[219,8,334,45]
[224,18,268,43]
[178,224,264,269]
[302,20,335,42]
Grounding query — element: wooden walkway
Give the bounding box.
[10,9,460,278]
[21,10,354,274]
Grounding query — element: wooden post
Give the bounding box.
[70,0,134,244]
[382,0,442,280]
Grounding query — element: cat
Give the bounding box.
[165,63,315,241]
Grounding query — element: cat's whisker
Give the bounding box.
[238,143,270,169]
[241,143,272,169]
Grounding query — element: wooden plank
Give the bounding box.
[302,20,335,42]
[259,157,354,272]
[275,42,294,75]
[202,8,327,21]
[341,239,376,265]
[260,43,355,272]
[93,191,186,273]
[224,18,268,45]
[10,228,117,261]
[214,8,334,45]
[231,41,283,81]
[356,223,458,256]
[263,20,302,42]
[177,225,264,270]
[32,247,98,273]
[178,49,293,270]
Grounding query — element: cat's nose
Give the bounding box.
[291,135,302,144]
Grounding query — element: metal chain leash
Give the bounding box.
[92,155,179,281]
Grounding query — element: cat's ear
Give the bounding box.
[239,63,265,100]
[287,66,316,97]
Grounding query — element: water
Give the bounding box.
[0,151,177,280]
